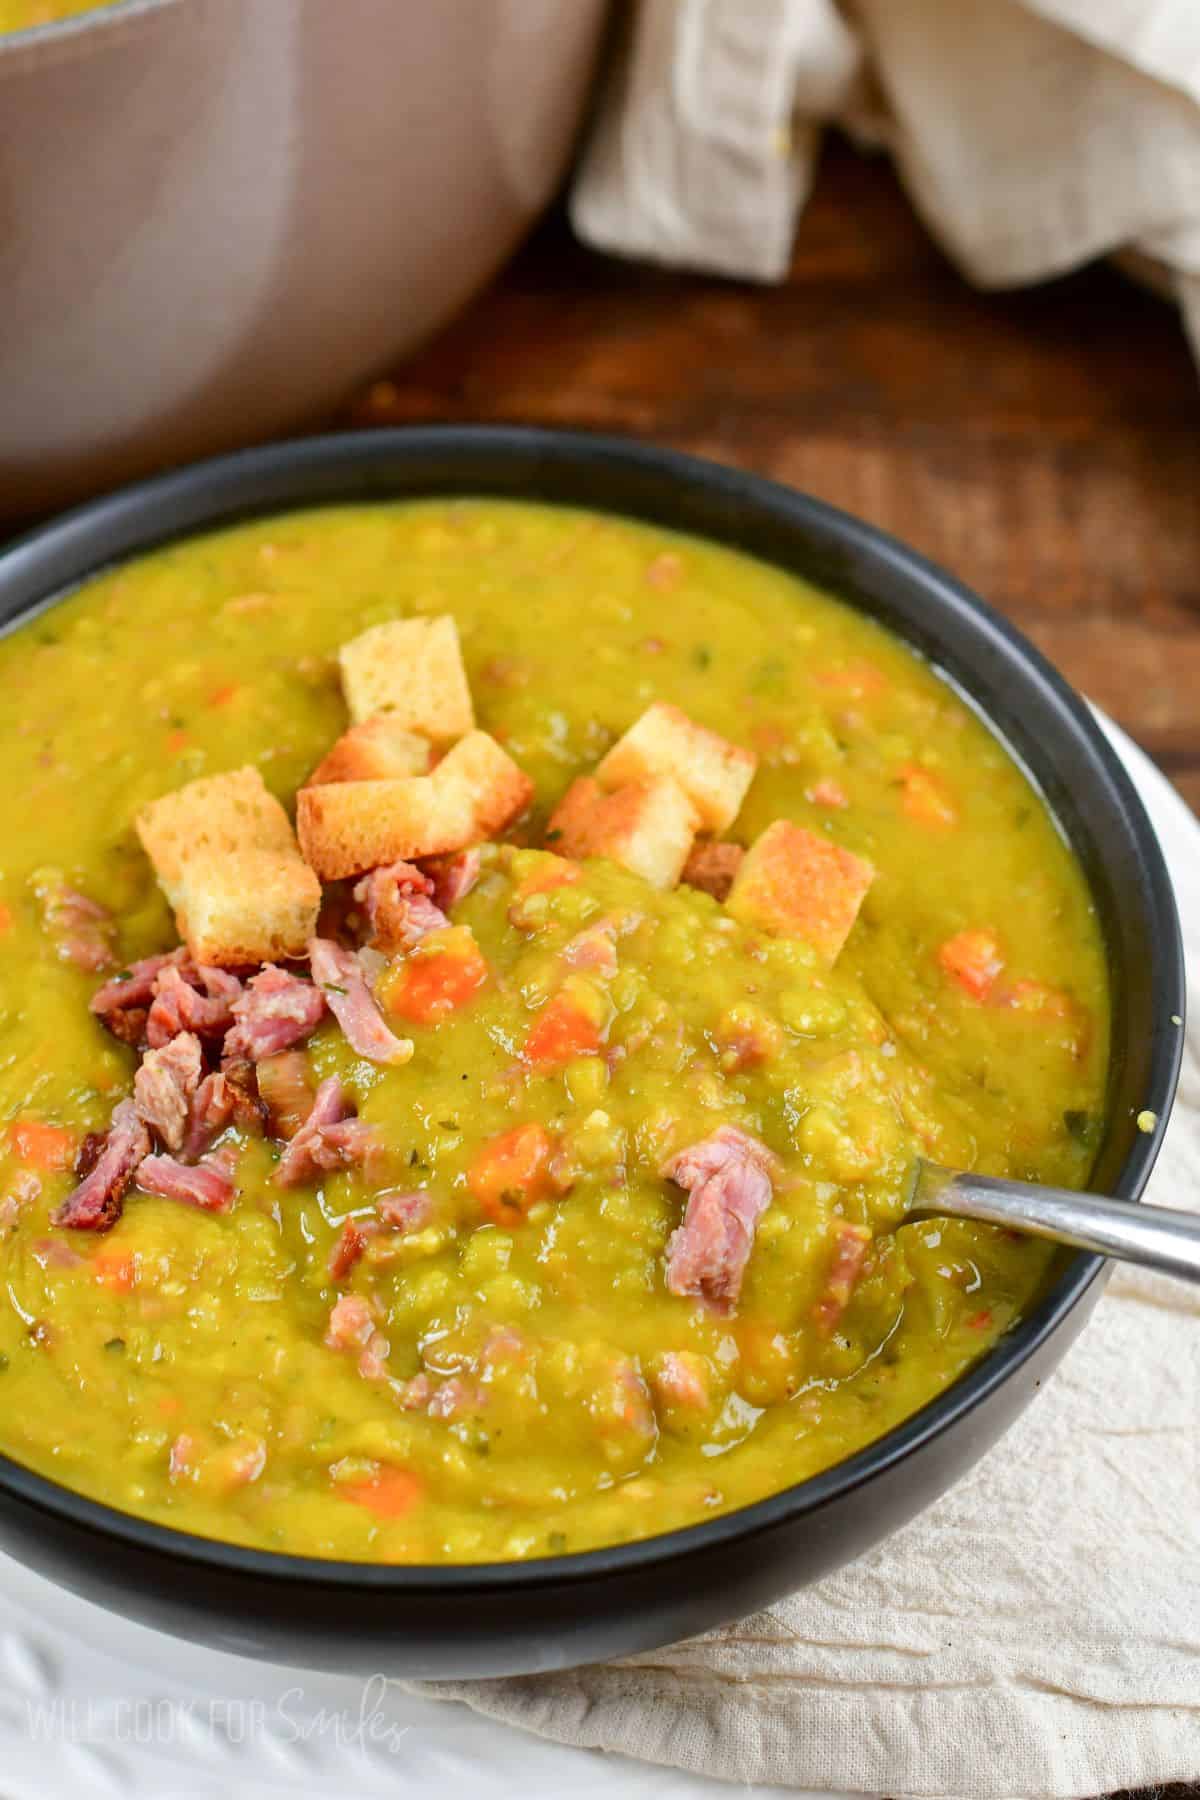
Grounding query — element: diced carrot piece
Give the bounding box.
[938,928,1004,1001]
[207,682,239,707]
[812,1222,872,1336]
[524,992,602,1070]
[806,777,848,809]
[726,820,874,963]
[967,1308,993,1331]
[93,1248,137,1293]
[340,1465,425,1519]
[9,1119,76,1170]
[385,928,489,1025]
[165,729,191,755]
[898,763,958,829]
[468,1123,556,1226]
[0,903,13,934]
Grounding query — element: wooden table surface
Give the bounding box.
[351,137,1200,823]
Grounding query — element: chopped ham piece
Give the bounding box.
[74,1132,106,1179]
[397,1372,434,1411]
[353,861,448,954]
[181,1072,235,1160]
[328,1219,372,1280]
[218,1057,269,1136]
[255,1050,314,1139]
[32,1236,84,1270]
[376,1190,431,1232]
[325,1293,374,1351]
[91,949,189,1046]
[427,1375,472,1420]
[1,1173,41,1236]
[137,1149,237,1214]
[308,938,413,1066]
[54,1099,150,1232]
[91,949,185,1014]
[662,1125,779,1312]
[223,965,326,1061]
[133,1031,203,1152]
[357,1329,391,1382]
[37,880,115,972]
[562,921,620,977]
[146,962,242,1049]
[681,841,744,902]
[420,847,481,912]
[274,1077,382,1187]
[812,1222,872,1336]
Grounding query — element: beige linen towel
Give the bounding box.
[570,0,1200,366]
[416,729,1200,1792]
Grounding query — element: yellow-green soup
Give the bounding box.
[0,500,1108,1561]
[0,0,107,28]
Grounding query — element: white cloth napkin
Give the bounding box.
[417,722,1200,1794]
[569,0,1200,367]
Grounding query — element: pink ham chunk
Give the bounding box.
[146,962,243,1049]
[328,1189,432,1279]
[274,1077,382,1188]
[662,1125,779,1312]
[181,1072,236,1160]
[137,1149,237,1214]
[54,1099,150,1232]
[133,1031,203,1152]
[324,1293,389,1380]
[353,859,448,955]
[91,948,187,1045]
[308,938,412,1066]
[420,847,481,913]
[38,882,115,973]
[223,965,327,1061]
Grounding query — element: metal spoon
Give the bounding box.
[908,1161,1200,1286]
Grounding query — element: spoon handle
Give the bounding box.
[910,1166,1200,1286]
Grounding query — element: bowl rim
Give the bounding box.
[0,424,1185,1592]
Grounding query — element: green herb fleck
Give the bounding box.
[692,644,712,671]
[0,1351,9,1374]
[103,1337,125,1353]
[323,983,347,996]
[544,829,563,844]
[547,1531,567,1553]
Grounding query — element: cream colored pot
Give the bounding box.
[0,0,607,518]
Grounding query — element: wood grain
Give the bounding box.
[349,138,1200,817]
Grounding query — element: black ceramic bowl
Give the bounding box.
[0,428,1184,1677]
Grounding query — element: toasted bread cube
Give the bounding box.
[174,849,321,966]
[297,733,532,881]
[726,821,874,962]
[548,775,698,890]
[431,731,534,840]
[306,713,433,786]
[339,615,474,743]
[682,839,745,902]
[136,766,297,907]
[595,703,756,833]
[297,779,473,881]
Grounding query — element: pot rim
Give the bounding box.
[0,424,1184,1593]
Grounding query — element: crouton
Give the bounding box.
[726,820,874,963]
[135,767,320,964]
[338,615,474,744]
[136,766,297,906]
[682,839,744,902]
[306,713,433,786]
[175,850,321,966]
[298,779,469,881]
[297,733,532,881]
[595,702,756,833]
[547,775,698,890]
[432,731,534,840]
